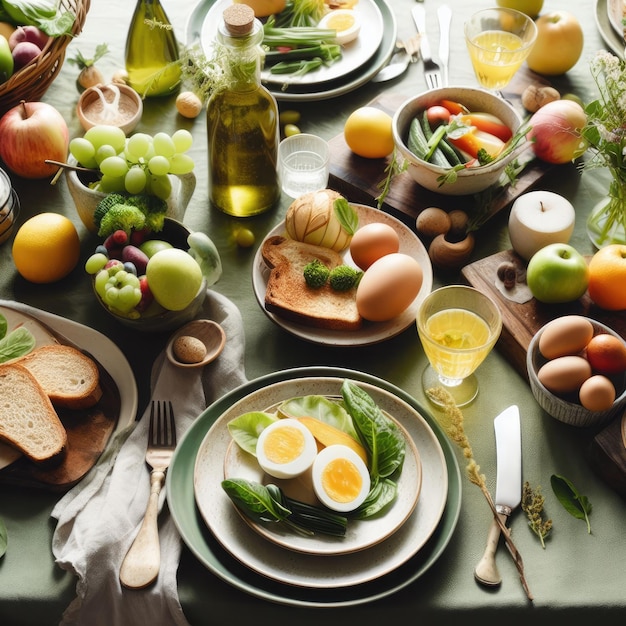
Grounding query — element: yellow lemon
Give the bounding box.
[344,107,395,159]
[12,213,81,283]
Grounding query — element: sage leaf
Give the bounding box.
[550,474,592,534]
[0,326,36,363]
[333,198,359,236]
[0,518,7,558]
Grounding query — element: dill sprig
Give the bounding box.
[521,481,552,549]
[427,386,533,601]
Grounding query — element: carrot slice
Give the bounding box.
[458,113,513,142]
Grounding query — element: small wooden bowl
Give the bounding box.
[77,83,143,134]
[166,319,226,368]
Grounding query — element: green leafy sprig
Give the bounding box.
[521,481,552,549]
[551,474,593,534]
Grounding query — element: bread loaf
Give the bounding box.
[0,363,67,462]
[19,344,102,409]
[261,235,363,331]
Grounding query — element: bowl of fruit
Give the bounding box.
[86,216,223,333]
[392,86,526,195]
[526,315,626,427]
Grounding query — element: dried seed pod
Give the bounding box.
[521,84,561,113]
[415,207,451,239]
[497,261,517,289]
[428,232,475,270]
[176,91,203,118]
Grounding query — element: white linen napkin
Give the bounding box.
[51,290,248,626]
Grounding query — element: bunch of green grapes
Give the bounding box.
[69,125,195,200]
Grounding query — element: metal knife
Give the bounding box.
[474,405,522,587]
[411,4,434,68]
[437,5,451,87]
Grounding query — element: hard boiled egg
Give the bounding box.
[312,444,371,513]
[256,418,318,479]
[349,222,400,270]
[318,9,361,46]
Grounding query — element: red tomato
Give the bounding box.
[458,113,513,142]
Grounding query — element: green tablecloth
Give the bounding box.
[0,0,625,624]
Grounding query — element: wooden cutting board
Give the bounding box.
[461,250,626,499]
[327,70,560,228]
[0,307,121,492]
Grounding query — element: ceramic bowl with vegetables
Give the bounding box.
[86,217,222,333]
[392,87,526,196]
[526,315,626,427]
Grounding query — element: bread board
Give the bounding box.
[327,71,560,229]
[0,307,121,491]
[461,250,626,500]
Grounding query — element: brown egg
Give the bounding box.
[537,355,592,395]
[579,375,616,411]
[538,315,594,360]
[349,222,400,270]
[356,253,423,322]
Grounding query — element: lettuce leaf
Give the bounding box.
[1,0,76,36]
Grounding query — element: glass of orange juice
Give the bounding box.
[465,7,537,92]
[417,285,502,407]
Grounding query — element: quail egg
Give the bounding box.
[318,9,361,45]
[312,444,371,513]
[256,418,318,479]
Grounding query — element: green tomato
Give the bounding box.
[0,35,14,83]
[235,228,255,248]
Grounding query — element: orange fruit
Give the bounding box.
[344,107,395,159]
[12,213,80,283]
[585,333,626,375]
[587,244,626,310]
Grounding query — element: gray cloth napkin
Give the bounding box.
[50,290,248,626]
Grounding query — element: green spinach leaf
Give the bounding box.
[226,411,277,456]
[551,474,593,534]
[0,326,36,363]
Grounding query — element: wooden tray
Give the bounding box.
[0,308,121,492]
[327,71,559,229]
[461,250,626,500]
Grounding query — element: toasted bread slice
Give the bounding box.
[261,235,363,331]
[19,344,103,410]
[0,363,67,463]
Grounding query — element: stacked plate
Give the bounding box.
[596,0,626,59]
[185,0,398,101]
[167,367,462,607]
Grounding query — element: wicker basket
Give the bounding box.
[0,0,90,116]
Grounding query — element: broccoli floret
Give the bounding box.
[329,265,362,291]
[303,259,330,289]
[125,194,168,233]
[98,204,146,238]
[94,193,128,227]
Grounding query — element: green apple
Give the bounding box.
[146,248,203,311]
[0,35,14,83]
[496,0,544,18]
[139,239,173,258]
[526,243,589,304]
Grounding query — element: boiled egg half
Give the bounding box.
[312,444,371,512]
[256,418,318,479]
[318,9,361,46]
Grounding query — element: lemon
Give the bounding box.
[12,213,81,283]
[344,107,395,159]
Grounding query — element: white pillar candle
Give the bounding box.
[508,190,576,261]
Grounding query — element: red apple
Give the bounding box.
[12,41,41,71]
[528,100,588,164]
[8,26,49,51]
[0,101,69,179]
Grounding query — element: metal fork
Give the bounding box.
[120,400,177,589]
[412,4,442,90]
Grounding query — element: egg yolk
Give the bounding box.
[321,457,363,503]
[326,12,355,33]
[263,426,306,465]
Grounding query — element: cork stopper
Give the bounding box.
[223,4,255,36]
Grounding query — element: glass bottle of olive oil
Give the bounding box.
[207,4,280,216]
[125,0,181,97]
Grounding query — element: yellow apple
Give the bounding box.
[526,11,584,75]
[496,0,544,19]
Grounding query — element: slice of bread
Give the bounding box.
[18,344,103,410]
[0,363,67,463]
[261,235,363,331]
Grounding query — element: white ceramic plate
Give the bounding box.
[597,0,625,58]
[200,0,383,86]
[0,304,138,470]
[607,0,625,38]
[217,400,421,555]
[252,204,433,346]
[192,376,448,589]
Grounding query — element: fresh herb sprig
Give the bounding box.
[427,386,533,601]
[551,474,593,534]
[521,481,552,548]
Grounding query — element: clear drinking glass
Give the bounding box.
[278,133,330,198]
[417,285,502,407]
[464,7,537,92]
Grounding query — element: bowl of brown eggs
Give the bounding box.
[527,315,626,427]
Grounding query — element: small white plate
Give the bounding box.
[192,376,448,589]
[220,401,421,555]
[200,0,384,87]
[252,204,433,346]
